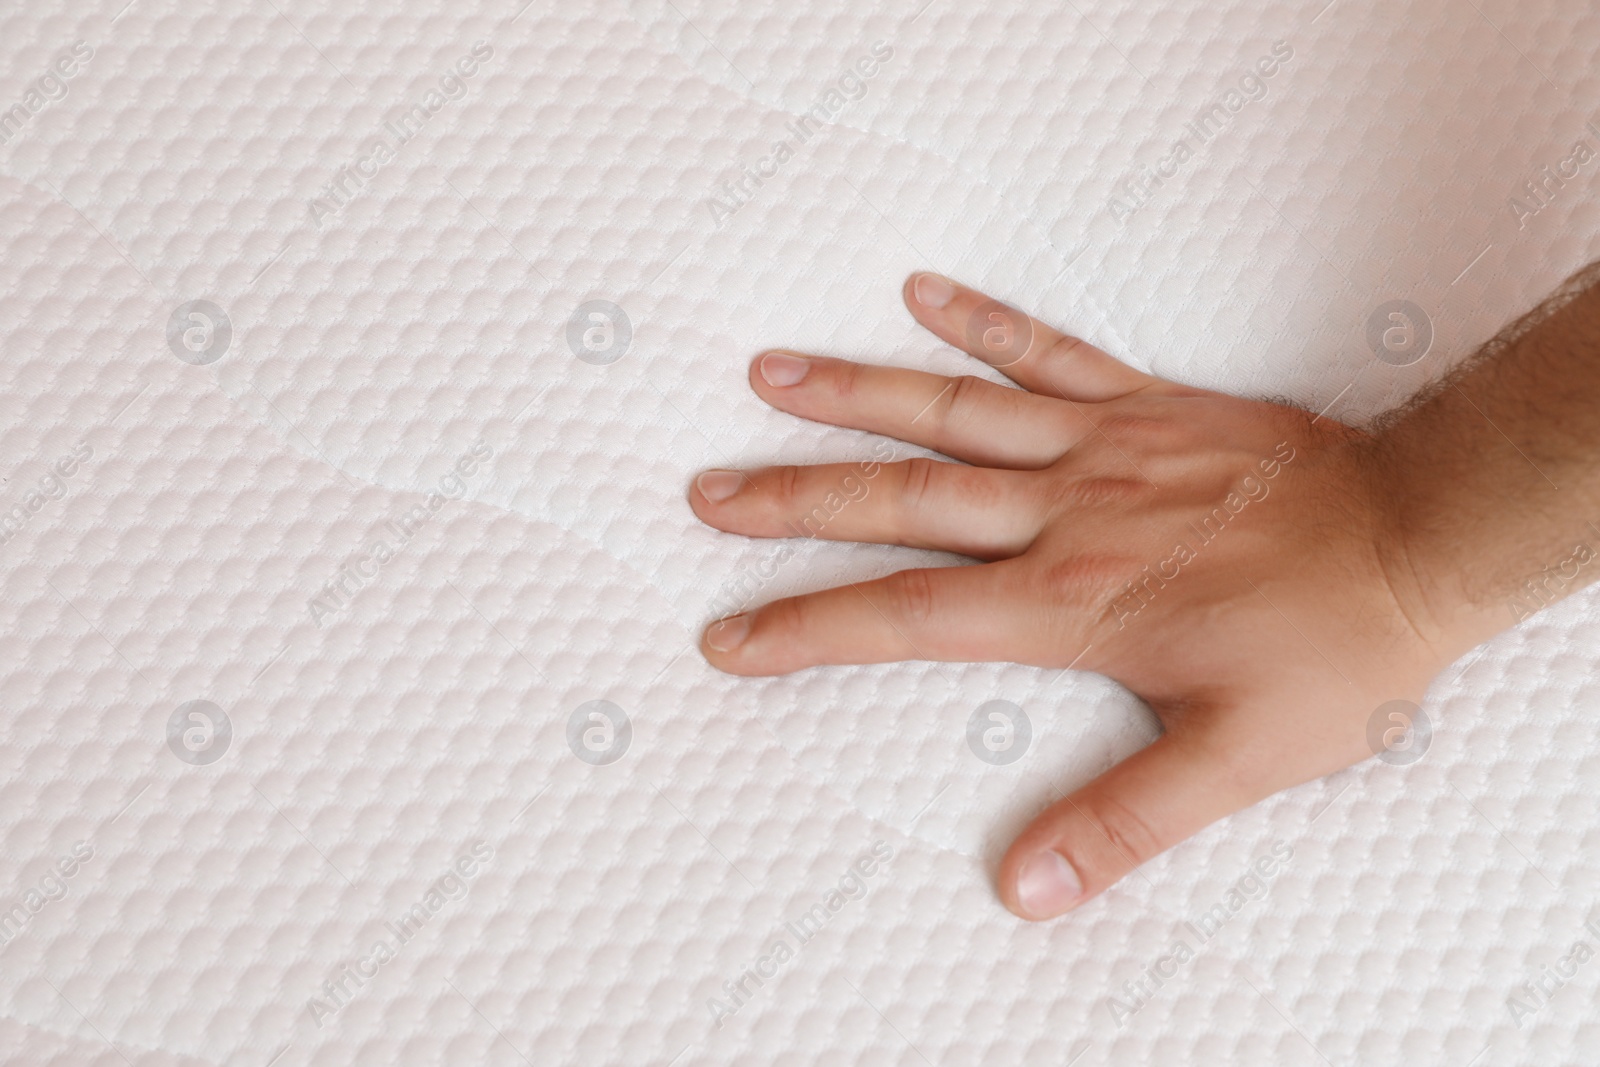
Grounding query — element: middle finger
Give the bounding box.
[750,351,1083,469]
[691,457,1044,560]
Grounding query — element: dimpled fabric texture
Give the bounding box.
[0,0,1598,1064]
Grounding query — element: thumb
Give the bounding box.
[997,732,1260,920]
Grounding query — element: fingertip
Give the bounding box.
[749,351,819,404]
[698,639,741,674]
[695,470,744,504]
[753,350,812,388]
[701,612,774,675]
[1002,847,1085,921]
[907,272,956,311]
[705,613,751,653]
[687,471,741,528]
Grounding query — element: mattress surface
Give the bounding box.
[1,0,1598,1064]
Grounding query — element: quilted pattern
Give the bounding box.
[0,0,1597,1063]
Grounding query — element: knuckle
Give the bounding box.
[1034,556,1128,639]
[1075,792,1164,871]
[1063,475,1146,510]
[1043,332,1089,369]
[764,593,811,642]
[897,457,939,516]
[1038,555,1127,604]
[1096,409,1166,440]
[883,567,939,626]
[940,374,987,432]
[774,464,802,506]
[828,358,864,402]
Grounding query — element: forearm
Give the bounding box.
[1371,261,1600,649]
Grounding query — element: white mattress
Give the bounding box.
[2,0,1598,1063]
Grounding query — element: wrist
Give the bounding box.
[1358,427,1519,661]
[1364,391,1600,662]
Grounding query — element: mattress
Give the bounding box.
[1,0,1597,1063]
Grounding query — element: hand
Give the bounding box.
[688,274,1456,920]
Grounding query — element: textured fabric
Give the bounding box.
[1,0,1597,1063]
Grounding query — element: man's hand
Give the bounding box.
[688,271,1600,920]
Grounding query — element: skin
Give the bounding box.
[689,267,1600,920]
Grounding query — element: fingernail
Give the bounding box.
[1016,850,1082,918]
[706,614,751,652]
[696,470,744,503]
[759,351,811,387]
[913,273,955,309]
